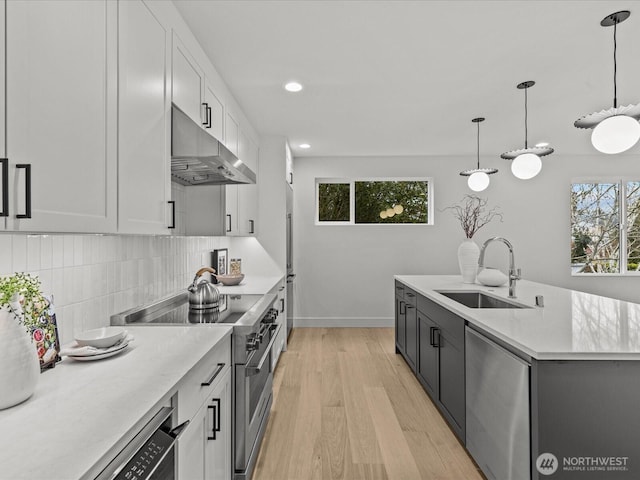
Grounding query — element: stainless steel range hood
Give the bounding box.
[171,104,256,186]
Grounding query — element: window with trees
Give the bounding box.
[571,180,640,274]
[317,178,432,225]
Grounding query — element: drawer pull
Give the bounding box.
[201,362,225,386]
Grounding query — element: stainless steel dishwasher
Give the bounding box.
[465,327,530,480]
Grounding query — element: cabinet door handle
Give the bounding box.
[201,362,225,386]
[168,201,176,229]
[280,298,285,313]
[432,328,441,348]
[289,172,293,184]
[399,300,405,315]
[429,326,435,346]
[0,158,8,217]
[207,398,221,440]
[202,102,210,127]
[16,164,31,219]
[406,305,415,310]
[226,214,232,232]
[206,105,212,128]
[249,219,255,234]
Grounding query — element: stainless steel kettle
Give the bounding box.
[188,267,220,310]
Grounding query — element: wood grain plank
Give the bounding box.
[364,386,422,480]
[252,328,485,480]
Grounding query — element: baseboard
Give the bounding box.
[294,317,393,327]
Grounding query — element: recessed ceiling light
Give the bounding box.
[299,143,311,149]
[284,81,303,93]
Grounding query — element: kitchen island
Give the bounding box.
[395,275,640,480]
[0,325,232,480]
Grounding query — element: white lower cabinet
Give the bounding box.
[177,337,232,480]
[271,279,287,366]
[178,367,231,480]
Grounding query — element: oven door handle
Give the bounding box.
[245,332,279,377]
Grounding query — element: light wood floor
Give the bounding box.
[252,328,484,480]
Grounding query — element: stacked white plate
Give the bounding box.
[67,327,131,361]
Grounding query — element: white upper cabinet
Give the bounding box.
[117,0,171,234]
[204,83,225,142]
[3,0,117,232]
[172,33,205,126]
[225,112,239,157]
[227,132,259,236]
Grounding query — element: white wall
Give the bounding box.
[293,153,640,326]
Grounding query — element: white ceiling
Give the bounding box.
[173,0,640,158]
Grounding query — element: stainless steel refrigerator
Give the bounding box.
[286,184,294,338]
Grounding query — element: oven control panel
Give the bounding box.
[114,429,173,480]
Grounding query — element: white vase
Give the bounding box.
[0,308,40,410]
[458,239,480,284]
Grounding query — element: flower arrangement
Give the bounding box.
[444,195,503,239]
[0,272,48,327]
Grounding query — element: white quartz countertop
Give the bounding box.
[395,275,640,360]
[0,325,232,480]
[213,274,283,295]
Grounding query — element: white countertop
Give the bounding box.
[395,275,640,361]
[213,274,283,295]
[0,325,232,480]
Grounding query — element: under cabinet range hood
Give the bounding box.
[171,104,256,186]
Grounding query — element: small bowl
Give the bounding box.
[215,274,245,286]
[477,267,508,287]
[75,326,126,349]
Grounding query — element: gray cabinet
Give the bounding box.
[417,312,437,396]
[394,282,406,355]
[394,281,417,372]
[404,291,418,371]
[395,283,465,440]
[416,294,466,441]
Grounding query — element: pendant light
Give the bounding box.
[501,81,553,179]
[460,117,497,192]
[574,11,640,154]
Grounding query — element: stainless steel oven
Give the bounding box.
[111,291,279,480]
[95,406,188,480]
[234,318,279,480]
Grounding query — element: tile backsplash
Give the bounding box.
[0,233,229,345]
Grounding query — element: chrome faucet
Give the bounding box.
[478,237,521,298]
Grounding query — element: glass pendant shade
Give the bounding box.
[591,115,640,154]
[575,11,640,154]
[501,81,553,178]
[467,171,490,191]
[511,153,542,179]
[460,117,497,191]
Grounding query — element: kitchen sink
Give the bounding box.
[436,290,531,309]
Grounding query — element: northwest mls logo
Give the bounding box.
[537,453,559,475]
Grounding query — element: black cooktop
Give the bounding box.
[131,294,263,325]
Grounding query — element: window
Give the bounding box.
[316,178,432,225]
[571,180,640,274]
